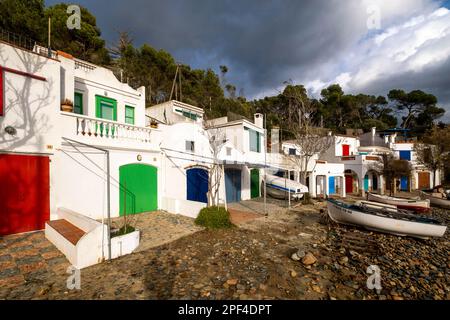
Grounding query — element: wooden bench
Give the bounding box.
[46,220,86,245]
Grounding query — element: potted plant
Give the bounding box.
[61,98,74,112]
[150,120,159,129]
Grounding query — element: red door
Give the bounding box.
[0,154,50,236]
[345,175,353,194]
[342,144,350,156]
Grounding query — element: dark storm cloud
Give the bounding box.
[45,0,450,120]
[47,0,372,94]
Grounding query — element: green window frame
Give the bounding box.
[246,127,261,153]
[74,92,83,115]
[95,95,117,121]
[125,106,135,125]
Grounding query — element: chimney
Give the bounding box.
[390,133,397,144]
[328,131,332,136]
[254,113,264,128]
[371,127,376,137]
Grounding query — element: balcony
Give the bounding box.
[60,112,161,150]
[340,154,381,164]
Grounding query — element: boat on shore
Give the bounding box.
[263,174,308,200]
[367,192,430,212]
[420,191,450,210]
[327,199,446,239]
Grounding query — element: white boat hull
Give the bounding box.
[367,193,430,212]
[327,200,446,239]
[264,174,308,200]
[420,191,450,209]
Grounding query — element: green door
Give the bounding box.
[250,169,260,199]
[120,164,157,216]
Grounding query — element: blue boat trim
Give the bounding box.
[267,183,300,194]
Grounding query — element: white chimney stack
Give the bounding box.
[254,113,264,128]
[371,127,376,137]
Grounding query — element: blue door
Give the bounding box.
[328,176,335,194]
[364,175,369,191]
[225,169,241,203]
[186,168,209,203]
[400,176,408,191]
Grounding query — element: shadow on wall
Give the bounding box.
[0,46,54,150]
[60,144,139,217]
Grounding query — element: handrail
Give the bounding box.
[60,111,160,131]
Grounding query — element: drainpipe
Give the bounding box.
[264,114,267,216]
[106,150,112,261]
[62,138,112,261]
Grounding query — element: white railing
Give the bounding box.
[61,112,155,145]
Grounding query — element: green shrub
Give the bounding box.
[195,206,234,229]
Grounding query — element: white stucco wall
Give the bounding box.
[0,42,61,154]
[52,145,161,220]
[58,55,146,127]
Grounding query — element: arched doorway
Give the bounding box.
[120,164,158,215]
[365,170,379,192]
[345,170,359,194]
[186,168,209,203]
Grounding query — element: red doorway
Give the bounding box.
[0,154,50,236]
[345,175,353,194]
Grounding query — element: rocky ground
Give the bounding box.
[0,198,448,300]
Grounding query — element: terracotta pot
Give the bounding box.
[61,104,73,112]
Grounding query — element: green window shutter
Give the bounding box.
[95,95,117,121]
[125,106,135,125]
[249,129,260,152]
[74,92,83,115]
[257,132,261,153]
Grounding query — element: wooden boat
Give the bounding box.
[355,200,399,213]
[327,199,447,239]
[367,192,430,212]
[264,174,308,200]
[419,191,450,210]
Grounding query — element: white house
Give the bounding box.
[391,142,440,191]
[319,131,388,196]
[359,127,441,192]
[279,141,346,198]
[0,41,161,267]
[206,113,266,203]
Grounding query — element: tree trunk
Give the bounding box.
[433,169,437,188]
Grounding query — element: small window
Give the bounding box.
[125,106,135,125]
[399,151,411,161]
[186,141,195,152]
[227,147,232,156]
[342,144,350,156]
[249,129,261,153]
[289,148,296,155]
[74,92,83,115]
